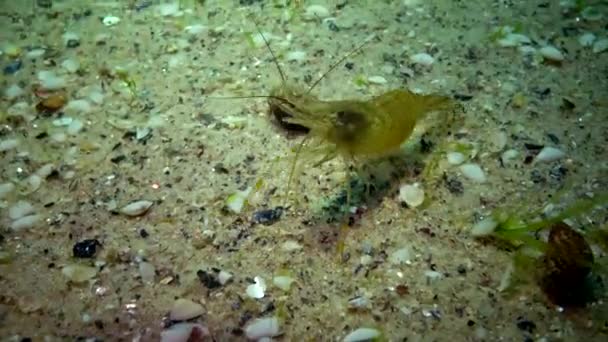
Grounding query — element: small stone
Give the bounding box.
[367,75,387,84]
[343,327,381,342]
[252,207,283,225]
[539,45,564,62]
[244,317,280,340]
[218,270,232,285]
[161,323,210,342]
[459,163,486,183]
[119,200,153,216]
[592,38,608,53]
[36,93,67,114]
[102,16,120,26]
[0,138,19,152]
[304,5,330,20]
[10,214,41,231]
[471,217,498,237]
[578,32,596,47]
[62,264,97,283]
[139,262,156,284]
[37,0,53,8]
[410,53,434,66]
[169,298,204,321]
[3,60,22,75]
[66,39,80,48]
[273,276,295,291]
[9,201,34,220]
[4,84,24,99]
[446,152,465,165]
[389,247,411,265]
[73,239,101,258]
[535,146,565,163]
[0,182,15,199]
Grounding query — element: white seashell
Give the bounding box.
[343,327,381,342]
[170,298,204,321]
[497,33,531,47]
[10,214,41,231]
[120,200,153,216]
[37,71,66,90]
[245,317,280,340]
[410,52,434,66]
[246,276,266,299]
[501,149,519,164]
[539,45,564,61]
[398,183,424,207]
[61,59,80,73]
[535,146,565,162]
[65,99,92,114]
[218,270,233,285]
[459,163,486,183]
[184,24,207,35]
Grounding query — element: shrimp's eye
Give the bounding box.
[334,110,367,142]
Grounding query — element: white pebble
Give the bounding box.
[273,276,295,291]
[389,247,411,265]
[593,38,608,53]
[245,317,280,340]
[120,200,153,216]
[157,3,181,17]
[184,24,207,35]
[367,75,387,84]
[102,15,120,26]
[410,53,434,66]
[539,45,564,61]
[25,48,45,59]
[497,33,531,47]
[218,270,233,285]
[4,84,24,99]
[170,298,204,321]
[161,323,209,342]
[471,217,498,236]
[286,50,306,62]
[0,139,19,152]
[225,187,251,214]
[281,240,302,251]
[28,174,42,192]
[398,183,424,207]
[9,201,35,220]
[459,163,486,183]
[425,270,444,283]
[37,71,66,90]
[53,117,73,126]
[446,152,465,165]
[246,276,266,299]
[61,58,80,73]
[578,32,596,47]
[304,5,330,19]
[139,262,156,284]
[65,99,92,114]
[501,149,519,164]
[10,214,41,231]
[36,163,55,178]
[535,146,565,162]
[62,264,97,283]
[61,32,80,46]
[0,182,15,199]
[343,327,381,342]
[67,119,84,135]
[88,90,104,105]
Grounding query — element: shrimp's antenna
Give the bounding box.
[252,17,288,85]
[306,33,375,95]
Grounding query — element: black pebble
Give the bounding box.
[252,207,284,226]
[3,60,22,75]
[36,0,52,8]
[443,174,464,195]
[66,39,80,48]
[344,62,354,70]
[139,229,149,238]
[516,316,536,333]
[457,264,467,275]
[197,269,221,289]
[73,239,101,258]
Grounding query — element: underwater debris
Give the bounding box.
[252,207,284,225]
